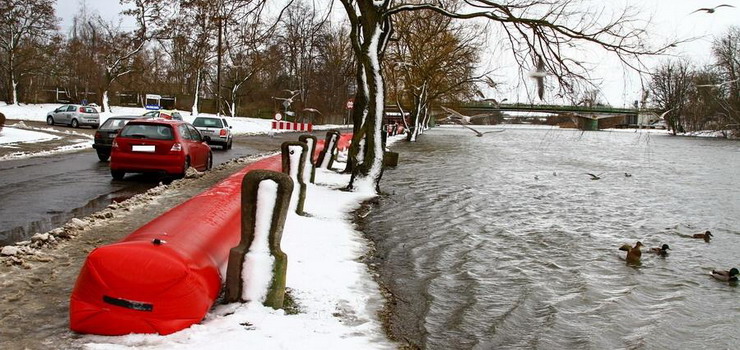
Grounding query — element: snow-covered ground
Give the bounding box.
[0,123,60,145]
[0,102,345,135]
[80,167,393,349]
[0,102,347,160]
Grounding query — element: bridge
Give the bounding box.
[456,102,657,130]
[384,102,659,130]
[459,102,643,118]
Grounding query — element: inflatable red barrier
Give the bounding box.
[70,133,351,335]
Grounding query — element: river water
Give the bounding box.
[364,127,740,349]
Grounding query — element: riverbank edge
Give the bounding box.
[353,196,421,350]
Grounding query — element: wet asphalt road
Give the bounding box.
[0,130,339,246]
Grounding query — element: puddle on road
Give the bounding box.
[0,185,154,246]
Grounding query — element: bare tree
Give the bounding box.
[92,0,172,112]
[0,0,57,104]
[712,26,740,128]
[337,0,675,193]
[649,60,694,134]
[386,7,482,142]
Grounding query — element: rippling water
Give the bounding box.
[364,127,740,349]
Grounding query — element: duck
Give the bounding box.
[692,230,713,242]
[619,241,643,264]
[711,268,739,282]
[649,244,670,256]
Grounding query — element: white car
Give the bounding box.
[192,117,233,149]
[650,120,667,129]
[46,104,100,128]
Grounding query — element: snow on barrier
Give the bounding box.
[69,131,352,336]
[281,141,308,215]
[271,120,313,132]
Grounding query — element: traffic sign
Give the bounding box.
[346,99,354,110]
[274,112,282,121]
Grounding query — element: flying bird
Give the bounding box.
[302,108,321,115]
[459,123,506,137]
[440,106,483,124]
[529,57,547,100]
[439,106,504,136]
[690,4,734,14]
[586,173,602,180]
[696,77,740,88]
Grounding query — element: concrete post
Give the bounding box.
[298,134,317,184]
[317,130,340,170]
[224,170,294,309]
[281,141,308,215]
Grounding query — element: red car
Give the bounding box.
[110,119,212,179]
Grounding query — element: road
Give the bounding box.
[0,128,339,246]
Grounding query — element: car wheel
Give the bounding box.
[111,170,125,180]
[71,119,79,128]
[206,152,213,171]
[179,157,190,178]
[226,138,233,150]
[96,150,110,162]
[46,116,54,125]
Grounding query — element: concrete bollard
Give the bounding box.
[224,170,294,309]
[316,130,340,170]
[298,134,317,184]
[281,141,308,215]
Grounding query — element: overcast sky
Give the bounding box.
[54,0,739,107]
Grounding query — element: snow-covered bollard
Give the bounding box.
[298,134,317,184]
[316,130,340,170]
[281,141,308,215]
[224,170,294,309]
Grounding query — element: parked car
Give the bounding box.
[650,120,667,129]
[110,119,212,179]
[46,104,100,128]
[93,115,147,161]
[142,109,184,121]
[192,116,233,149]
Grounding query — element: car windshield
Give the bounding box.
[119,124,174,140]
[100,118,133,130]
[80,106,98,113]
[192,118,223,128]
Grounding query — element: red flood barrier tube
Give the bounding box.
[69,156,282,335]
[70,133,351,336]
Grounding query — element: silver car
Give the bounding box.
[46,104,100,128]
[192,116,233,149]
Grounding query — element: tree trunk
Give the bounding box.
[9,52,18,105]
[348,25,386,193]
[192,71,200,116]
[102,90,110,113]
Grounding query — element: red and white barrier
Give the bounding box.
[271,121,313,132]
